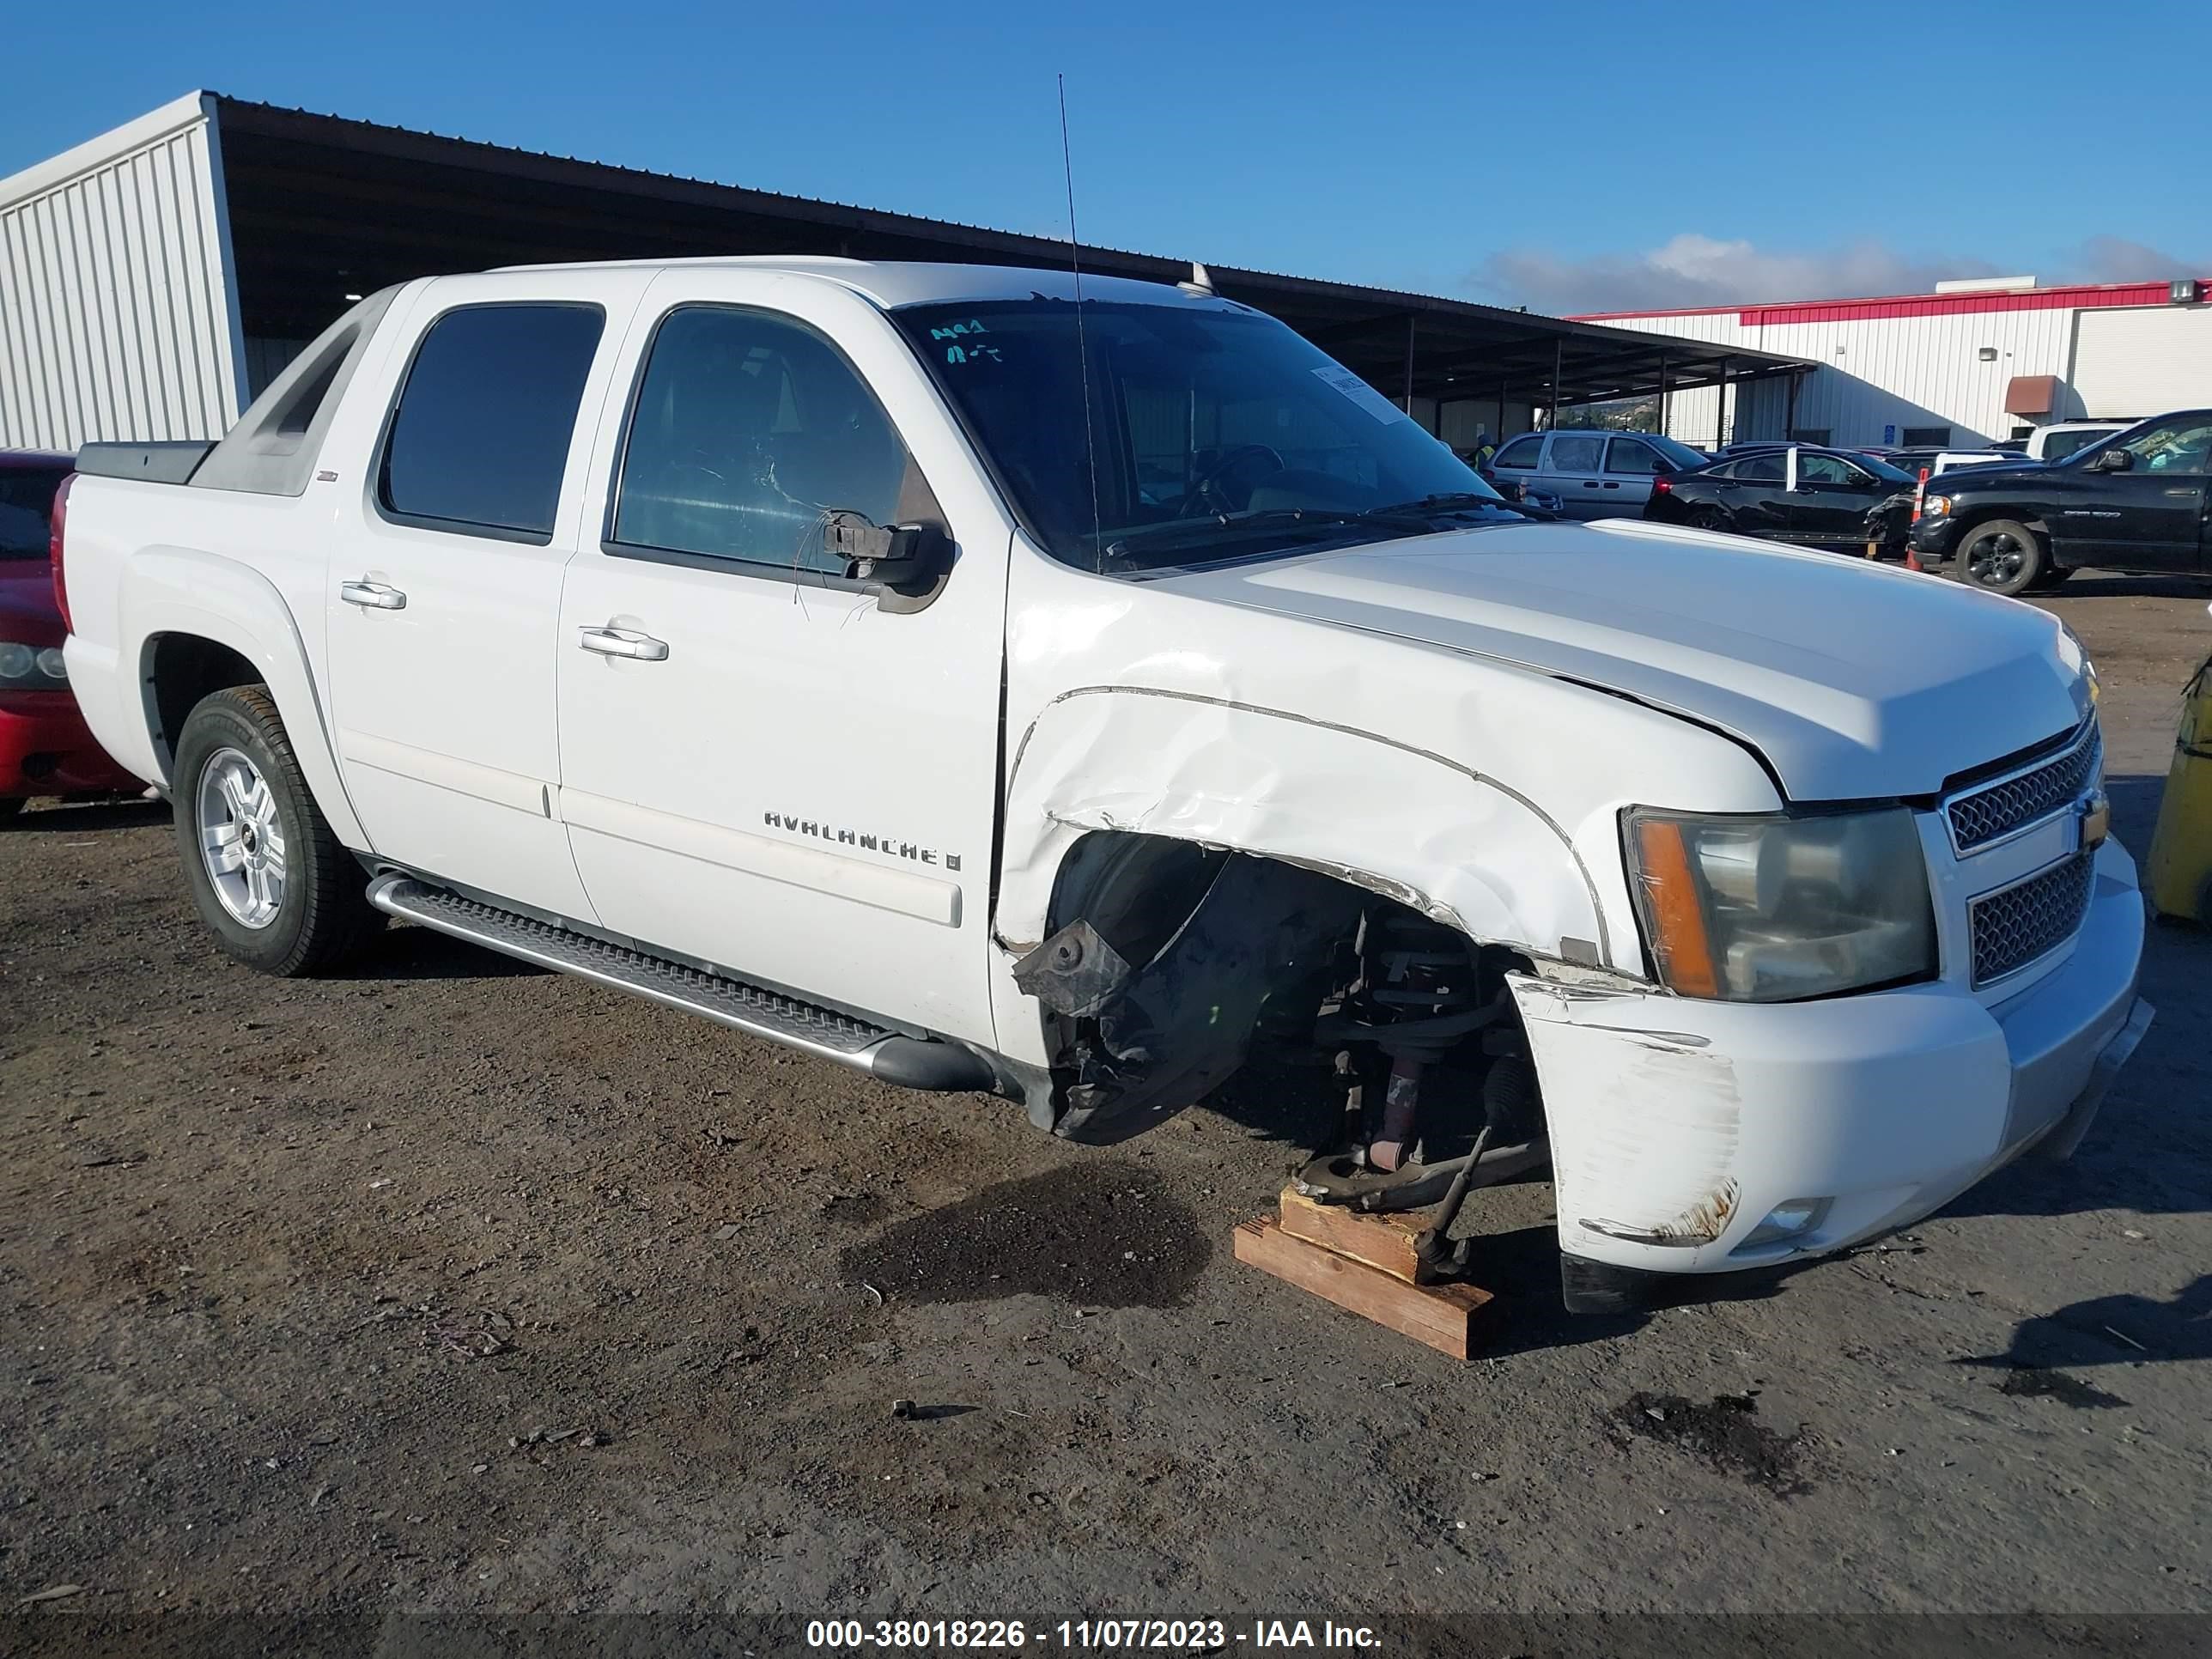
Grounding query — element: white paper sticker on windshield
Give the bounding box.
[1312,365,1412,425]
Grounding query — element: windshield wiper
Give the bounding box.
[1098,495,1522,571]
[1103,507,1374,559]
[1358,492,1522,518]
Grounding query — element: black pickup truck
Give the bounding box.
[1910,410,2212,595]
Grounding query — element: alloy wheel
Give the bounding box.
[196,746,287,928]
[1966,530,2027,587]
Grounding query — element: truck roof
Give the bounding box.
[480,256,1229,313]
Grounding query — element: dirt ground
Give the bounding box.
[3,572,2209,1650]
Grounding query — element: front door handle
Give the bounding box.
[340,579,406,611]
[2165,487,2197,498]
[578,625,670,662]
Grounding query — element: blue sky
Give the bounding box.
[7,0,2207,313]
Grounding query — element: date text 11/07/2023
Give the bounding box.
[804,1618,1384,1650]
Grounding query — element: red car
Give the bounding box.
[1,452,140,819]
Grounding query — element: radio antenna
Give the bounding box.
[1057,74,1104,570]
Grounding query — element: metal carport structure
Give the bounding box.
[1,92,1809,451]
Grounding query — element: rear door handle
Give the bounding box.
[340,580,406,610]
[2165,487,2197,497]
[578,625,669,662]
[1601,481,1622,489]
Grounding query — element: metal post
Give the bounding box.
[1551,338,1563,429]
[1402,313,1417,415]
[1656,356,1669,436]
[1784,370,1801,442]
[1498,383,1508,439]
[1715,358,1729,450]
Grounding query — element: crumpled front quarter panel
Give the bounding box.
[1004,684,1612,952]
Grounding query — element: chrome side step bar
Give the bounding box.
[365,874,998,1093]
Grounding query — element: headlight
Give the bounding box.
[1624,807,1937,1001]
[2057,623,2099,705]
[1920,494,1952,517]
[0,641,69,688]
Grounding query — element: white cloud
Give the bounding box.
[1468,233,2000,314]
[2064,234,2196,283]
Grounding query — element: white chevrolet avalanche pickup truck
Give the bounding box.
[56,258,2151,1310]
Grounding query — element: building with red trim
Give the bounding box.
[1572,275,2212,449]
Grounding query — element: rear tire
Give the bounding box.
[1953,518,2045,598]
[172,686,382,976]
[1688,504,1729,533]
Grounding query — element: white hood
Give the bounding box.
[1155,517,2093,800]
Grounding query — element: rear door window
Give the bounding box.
[1548,434,1604,473]
[379,303,605,541]
[1735,453,1787,483]
[1799,453,1874,486]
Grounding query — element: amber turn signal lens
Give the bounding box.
[1632,817,1722,998]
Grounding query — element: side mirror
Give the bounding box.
[2089,447,2133,473]
[823,514,952,595]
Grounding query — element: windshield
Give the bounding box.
[894,299,1515,570]
[0,465,69,562]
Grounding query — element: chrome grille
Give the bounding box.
[1947,722,2102,854]
[1970,853,2094,988]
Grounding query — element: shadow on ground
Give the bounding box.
[1958,1273,2212,1370]
[338,921,551,981]
[2049,573,2212,602]
[4,799,169,835]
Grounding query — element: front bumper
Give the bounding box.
[1511,838,2148,1276]
[0,690,141,799]
[1907,514,1965,561]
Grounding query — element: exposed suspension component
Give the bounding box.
[1316,912,1504,1170]
[1297,908,1547,1222]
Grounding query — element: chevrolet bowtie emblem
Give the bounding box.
[2079,792,2112,851]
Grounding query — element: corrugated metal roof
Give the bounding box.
[1,90,1813,445]
[204,92,1810,398]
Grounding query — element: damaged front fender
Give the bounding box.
[998,686,1617,969]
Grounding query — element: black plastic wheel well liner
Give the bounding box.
[1028,832,1369,1140]
[145,634,263,769]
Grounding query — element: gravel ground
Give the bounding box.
[3,572,2209,1649]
